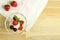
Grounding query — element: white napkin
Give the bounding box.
[0,0,48,31]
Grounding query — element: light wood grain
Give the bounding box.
[26,0,60,40]
[0,0,60,40]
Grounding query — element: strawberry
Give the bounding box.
[4,5,10,11]
[20,20,24,25]
[11,1,17,7]
[13,20,18,25]
[18,25,23,30]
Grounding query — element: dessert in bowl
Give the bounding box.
[0,0,48,33]
[5,12,27,34]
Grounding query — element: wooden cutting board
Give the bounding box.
[0,0,60,40]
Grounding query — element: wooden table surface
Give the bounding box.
[0,0,60,40]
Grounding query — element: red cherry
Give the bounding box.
[13,20,18,25]
[4,5,10,11]
[18,25,23,30]
[11,1,17,7]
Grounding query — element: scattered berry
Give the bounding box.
[10,25,14,29]
[4,5,10,11]
[11,1,17,7]
[13,28,17,32]
[20,20,24,25]
[13,20,18,25]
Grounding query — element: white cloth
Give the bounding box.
[0,0,48,31]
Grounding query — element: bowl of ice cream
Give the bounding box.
[5,12,27,34]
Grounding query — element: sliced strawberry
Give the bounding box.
[20,20,24,25]
[18,25,23,30]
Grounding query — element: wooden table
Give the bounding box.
[0,0,60,40]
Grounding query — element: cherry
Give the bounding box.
[11,1,17,7]
[4,5,10,11]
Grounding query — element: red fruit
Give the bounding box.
[11,1,17,7]
[13,20,18,25]
[18,25,23,30]
[4,5,10,11]
[20,20,24,25]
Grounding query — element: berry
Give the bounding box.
[10,25,14,29]
[13,28,17,32]
[4,5,10,11]
[13,20,18,25]
[11,1,17,7]
[20,20,24,25]
[14,15,20,22]
[18,25,23,30]
[13,17,16,20]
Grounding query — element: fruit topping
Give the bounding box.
[10,15,25,32]
[13,28,17,32]
[20,20,24,25]
[18,25,23,30]
[13,20,18,25]
[14,15,20,22]
[13,17,16,20]
[10,25,14,29]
